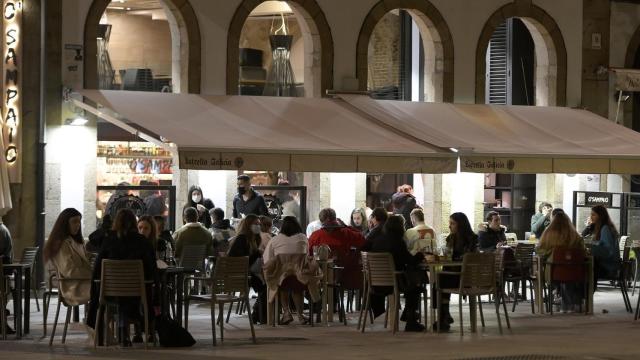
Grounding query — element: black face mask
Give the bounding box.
[238,186,247,195]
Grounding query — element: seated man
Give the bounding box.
[308,208,365,260]
[477,211,507,252]
[173,207,214,259]
[404,208,436,255]
[209,207,236,254]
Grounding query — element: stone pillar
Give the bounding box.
[536,174,564,208]
[581,0,611,117]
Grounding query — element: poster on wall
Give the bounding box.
[2,0,22,182]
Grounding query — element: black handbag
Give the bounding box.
[155,316,196,347]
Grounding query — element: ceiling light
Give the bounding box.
[65,117,88,126]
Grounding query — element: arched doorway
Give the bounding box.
[84,0,201,94]
[227,0,333,98]
[624,26,640,192]
[356,0,454,102]
[476,3,567,106]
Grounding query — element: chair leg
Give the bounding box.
[357,287,366,330]
[632,259,639,296]
[501,291,511,329]
[246,295,256,344]
[62,305,72,344]
[184,297,190,330]
[49,299,62,346]
[94,305,103,349]
[361,290,371,333]
[32,282,40,312]
[383,296,389,329]
[458,294,463,336]
[43,292,49,336]
[529,280,535,314]
[218,302,224,343]
[478,296,485,327]
[494,290,503,335]
[226,299,234,323]
[389,295,395,335]
[423,289,429,328]
[436,291,441,334]
[635,289,640,320]
[341,288,347,326]
[211,299,217,346]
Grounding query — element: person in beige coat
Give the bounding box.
[44,208,92,306]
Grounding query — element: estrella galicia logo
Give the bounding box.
[507,160,515,170]
[234,157,244,168]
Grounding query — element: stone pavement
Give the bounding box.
[1,288,639,360]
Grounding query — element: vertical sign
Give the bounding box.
[2,0,21,182]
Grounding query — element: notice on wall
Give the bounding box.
[612,68,640,92]
[2,0,22,182]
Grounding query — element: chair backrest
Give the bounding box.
[335,248,363,290]
[505,232,518,243]
[211,256,249,294]
[362,252,397,288]
[99,259,146,299]
[549,247,586,283]
[514,243,535,268]
[20,247,39,265]
[460,253,496,293]
[179,244,207,272]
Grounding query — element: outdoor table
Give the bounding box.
[4,263,32,339]
[425,260,479,332]
[158,266,186,322]
[533,255,594,314]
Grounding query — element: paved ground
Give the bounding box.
[1,287,639,360]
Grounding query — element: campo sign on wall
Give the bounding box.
[2,0,21,182]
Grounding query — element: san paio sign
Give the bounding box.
[2,0,21,182]
[584,192,612,207]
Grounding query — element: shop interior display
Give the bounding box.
[97,141,173,186]
[483,173,536,238]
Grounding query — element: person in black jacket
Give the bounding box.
[233,175,268,218]
[87,209,157,346]
[362,215,426,332]
[87,215,112,253]
[227,214,267,324]
[391,185,420,230]
[183,185,215,228]
[365,207,388,243]
[477,211,507,252]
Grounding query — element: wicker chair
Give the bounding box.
[48,269,91,346]
[93,260,150,349]
[359,252,400,334]
[184,256,256,346]
[438,252,510,335]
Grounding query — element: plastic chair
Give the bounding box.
[359,252,400,334]
[42,264,59,337]
[49,269,91,346]
[506,243,536,313]
[184,256,256,346]
[19,247,40,312]
[438,253,510,335]
[93,260,150,349]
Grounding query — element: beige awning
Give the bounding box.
[338,94,640,174]
[77,90,457,174]
[0,130,12,216]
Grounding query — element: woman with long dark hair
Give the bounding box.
[435,212,478,332]
[44,208,92,308]
[228,214,266,324]
[586,205,620,282]
[350,208,368,235]
[137,215,158,257]
[88,209,156,346]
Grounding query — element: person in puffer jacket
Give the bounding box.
[477,211,507,252]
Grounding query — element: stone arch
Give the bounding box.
[227,0,334,98]
[84,0,202,94]
[356,0,454,102]
[475,2,567,106]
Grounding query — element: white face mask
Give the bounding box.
[192,194,202,203]
[251,224,261,234]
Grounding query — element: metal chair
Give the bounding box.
[359,252,400,334]
[544,247,589,315]
[42,264,59,336]
[93,260,150,349]
[19,247,40,312]
[48,269,91,346]
[184,256,256,346]
[438,253,510,335]
[179,244,207,299]
[506,243,536,313]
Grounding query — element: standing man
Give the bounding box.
[531,202,553,238]
[233,175,269,218]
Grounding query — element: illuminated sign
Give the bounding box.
[2,0,21,182]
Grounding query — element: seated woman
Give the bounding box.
[538,210,585,312]
[436,212,478,332]
[228,214,267,324]
[137,215,159,259]
[349,208,369,236]
[43,208,93,324]
[153,215,174,262]
[87,209,156,346]
[362,215,426,332]
[583,205,620,284]
[477,211,507,252]
[263,216,309,325]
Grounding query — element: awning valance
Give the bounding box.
[77,90,457,174]
[338,94,640,174]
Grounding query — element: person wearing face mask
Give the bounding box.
[184,185,215,228]
[228,214,267,324]
[233,175,269,219]
[173,207,214,259]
